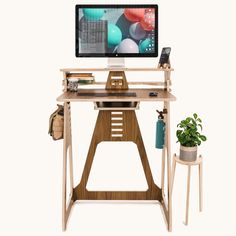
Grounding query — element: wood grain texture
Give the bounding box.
[57,89,176,102]
[60,67,174,72]
[165,101,172,231]
[59,66,175,231]
[174,155,203,166]
[185,166,191,225]
[72,110,162,201]
[199,159,203,212]
[62,102,75,231]
[88,81,166,86]
[171,154,203,226]
[106,71,128,90]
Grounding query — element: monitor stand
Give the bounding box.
[106,58,128,90]
[107,58,125,68]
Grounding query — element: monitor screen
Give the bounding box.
[75,5,158,57]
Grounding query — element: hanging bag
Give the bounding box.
[48,104,64,140]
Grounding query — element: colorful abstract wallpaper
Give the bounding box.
[76,7,157,55]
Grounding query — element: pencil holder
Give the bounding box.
[67,78,79,92]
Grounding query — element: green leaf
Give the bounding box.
[197,118,202,123]
[193,113,198,119]
[198,124,203,130]
[186,117,191,123]
[197,140,201,146]
[176,130,182,135]
[188,124,195,129]
[191,119,197,126]
[199,135,207,141]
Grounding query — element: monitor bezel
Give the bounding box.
[75,4,158,58]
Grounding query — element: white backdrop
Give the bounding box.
[0,0,236,235]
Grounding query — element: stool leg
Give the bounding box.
[199,162,203,212]
[171,156,177,194]
[185,166,191,225]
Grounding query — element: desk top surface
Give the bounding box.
[57,89,176,102]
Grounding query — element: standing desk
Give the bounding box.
[57,67,176,231]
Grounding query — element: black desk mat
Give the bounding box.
[77,92,137,97]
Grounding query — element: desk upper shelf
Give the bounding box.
[60,67,174,73]
[57,88,176,102]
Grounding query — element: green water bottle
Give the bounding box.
[155,110,165,149]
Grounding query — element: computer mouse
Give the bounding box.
[149,92,158,97]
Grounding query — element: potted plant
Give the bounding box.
[176,113,207,161]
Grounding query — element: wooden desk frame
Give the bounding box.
[57,67,175,231]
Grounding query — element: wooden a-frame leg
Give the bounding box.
[74,110,161,201]
[161,147,166,196]
[166,101,172,231]
[135,134,155,190]
[62,102,74,231]
[199,156,203,212]
[160,101,172,232]
[171,154,177,194]
[185,166,191,225]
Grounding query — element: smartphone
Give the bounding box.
[159,47,171,66]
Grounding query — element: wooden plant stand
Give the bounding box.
[171,154,203,225]
[57,66,176,231]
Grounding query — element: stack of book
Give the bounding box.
[67,73,95,84]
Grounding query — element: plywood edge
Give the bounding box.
[60,67,174,73]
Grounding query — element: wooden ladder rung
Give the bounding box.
[111,120,123,124]
[111,131,123,135]
[111,125,123,129]
[111,114,123,118]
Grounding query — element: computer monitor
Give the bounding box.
[75,4,158,67]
